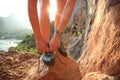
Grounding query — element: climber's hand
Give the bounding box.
[49,33,61,52]
[36,38,49,53]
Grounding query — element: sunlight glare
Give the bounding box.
[0,0,57,27]
[49,0,57,21]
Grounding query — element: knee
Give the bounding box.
[67,0,76,5]
[28,0,38,8]
[40,0,50,10]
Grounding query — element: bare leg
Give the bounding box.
[54,0,67,31]
[39,0,50,43]
[28,0,40,41]
[28,0,49,53]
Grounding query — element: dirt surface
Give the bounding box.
[0,51,39,80]
[0,51,82,80]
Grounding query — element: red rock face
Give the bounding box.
[82,72,115,80]
[38,51,82,80]
[78,0,120,76]
[0,51,81,80]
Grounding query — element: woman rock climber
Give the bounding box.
[28,0,76,53]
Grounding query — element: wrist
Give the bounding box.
[55,30,63,37]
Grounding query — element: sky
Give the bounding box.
[0,0,28,21]
[0,0,57,29]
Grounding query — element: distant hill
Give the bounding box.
[0,14,33,39]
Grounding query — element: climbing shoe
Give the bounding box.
[42,53,55,66]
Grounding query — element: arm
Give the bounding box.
[57,0,76,32]
[50,0,76,51]
[28,0,49,53]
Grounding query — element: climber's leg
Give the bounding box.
[39,0,50,43]
[54,0,67,31]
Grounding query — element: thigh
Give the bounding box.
[40,0,50,10]
[56,0,67,13]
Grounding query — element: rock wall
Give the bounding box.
[78,0,120,77]
[68,0,88,60]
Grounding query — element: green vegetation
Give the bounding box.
[9,21,55,53]
[0,15,32,39]
[9,34,37,53]
[9,21,72,53]
[0,29,32,39]
[89,2,94,8]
